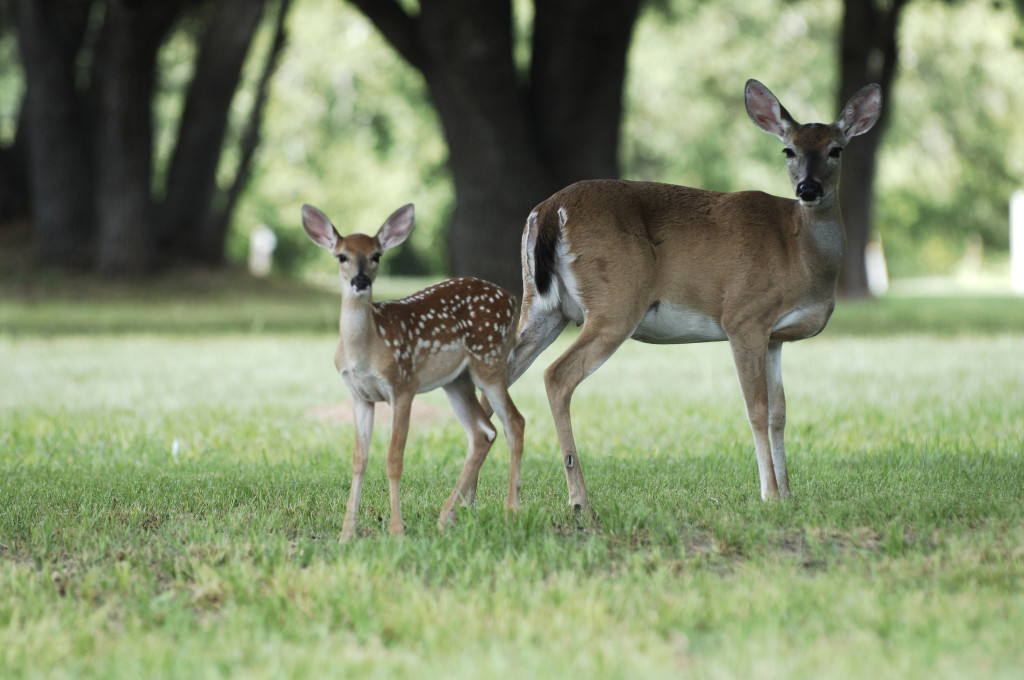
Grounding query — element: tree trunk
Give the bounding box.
[158,0,267,265]
[837,0,906,298]
[93,0,180,276]
[205,0,294,258]
[417,0,554,292]
[15,0,96,267]
[0,100,29,225]
[347,0,640,293]
[530,0,640,184]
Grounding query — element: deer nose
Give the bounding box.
[351,273,372,291]
[796,180,823,203]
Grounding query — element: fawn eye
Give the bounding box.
[336,254,348,263]
[829,146,844,158]
[372,252,381,263]
[782,148,796,159]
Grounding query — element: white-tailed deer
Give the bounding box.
[302,203,524,541]
[506,79,882,507]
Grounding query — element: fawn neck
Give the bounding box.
[339,288,379,365]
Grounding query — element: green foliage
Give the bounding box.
[878,1,1024,276]
[624,0,1024,278]
[231,0,451,277]
[625,0,842,196]
[0,21,23,146]
[225,0,1024,280]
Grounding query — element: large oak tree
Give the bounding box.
[347,0,641,292]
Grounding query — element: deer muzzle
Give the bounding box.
[351,273,372,292]
[796,180,823,204]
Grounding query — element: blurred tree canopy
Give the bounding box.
[2,0,1023,291]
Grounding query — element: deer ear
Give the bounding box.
[745,79,796,140]
[835,84,882,139]
[301,204,341,251]
[378,204,415,252]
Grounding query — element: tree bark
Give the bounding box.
[836,0,906,298]
[0,99,29,225]
[530,0,640,184]
[347,0,640,293]
[15,0,96,267]
[158,0,267,265]
[204,0,293,258]
[416,0,554,291]
[93,0,180,276]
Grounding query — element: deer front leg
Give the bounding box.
[386,392,414,536]
[766,341,790,497]
[342,398,375,542]
[729,336,780,500]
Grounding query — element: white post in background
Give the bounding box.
[1012,190,1024,294]
[248,225,278,278]
[865,239,889,297]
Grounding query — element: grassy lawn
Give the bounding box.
[2,270,1023,678]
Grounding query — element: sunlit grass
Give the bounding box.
[1,275,1023,678]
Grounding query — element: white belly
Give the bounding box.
[632,301,727,344]
[771,301,834,339]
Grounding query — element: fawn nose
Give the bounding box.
[796,180,823,203]
[351,273,372,291]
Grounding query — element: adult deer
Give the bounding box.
[302,203,524,541]
[506,79,882,507]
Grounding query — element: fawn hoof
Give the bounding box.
[437,507,457,532]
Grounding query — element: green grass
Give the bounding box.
[2,273,1023,678]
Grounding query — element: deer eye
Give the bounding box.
[336,254,348,263]
[782,148,796,159]
[371,253,381,263]
[829,147,844,158]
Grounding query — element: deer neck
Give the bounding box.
[798,194,846,279]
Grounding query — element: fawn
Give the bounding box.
[302,203,524,540]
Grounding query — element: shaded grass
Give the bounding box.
[2,265,1024,336]
[0,266,427,336]
[827,293,1024,336]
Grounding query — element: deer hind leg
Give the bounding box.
[543,317,634,511]
[766,341,790,497]
[507,293,569,386]
[728,335,780,500]
[475,376,525,514]
[341,398,375,542]
[385,391,414,536]
[438,373,498,529]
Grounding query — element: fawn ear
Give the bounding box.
[378,203,415,252]
[302,204,341,251]
[745,79,797,141]
[835,84,882,140]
